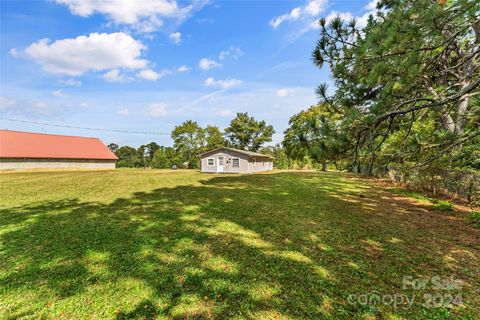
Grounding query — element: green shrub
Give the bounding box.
[470,211,480,227]
[430,200,454,212]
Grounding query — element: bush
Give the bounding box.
[430,200,454,212]
[385,167,480,207]
[470,211,480,228]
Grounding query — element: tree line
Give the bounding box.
[108,112,280,169]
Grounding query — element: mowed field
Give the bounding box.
[0,170,479,319]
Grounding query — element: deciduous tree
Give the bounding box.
[225,112,275,151]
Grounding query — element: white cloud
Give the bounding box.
[169,31,182,44]
[270,0,327,29]
[9,48,20,58]
[102,69,126,82]
[276,88,296,97]
[54,0,195,32]
[133,16,164,33]
[215,109,233,117]
[218,46,244,60]
[24,32,148,76]
[177,65,191,73]
[59,78,82,87]
[117,108,129,115]
[198,58,222,70]
[271,8,301,29]
[0,96,15,109]
[148,103,168,117]
[52,89,67,97]
[0,96,61,117]
[204,77,242,89]
[365,0,379,11]
[136,68,171,81]
[305,0,326,16]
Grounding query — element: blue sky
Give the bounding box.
[0,0,376,147]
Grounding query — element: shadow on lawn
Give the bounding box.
[1,172,479,319]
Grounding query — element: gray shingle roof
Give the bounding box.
[198,146,273,159]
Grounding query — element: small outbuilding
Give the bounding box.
[199,147,273,173]
[0,129,118,170]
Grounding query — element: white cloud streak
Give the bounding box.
[117,108,129,115]
[177,65,191,72]
[198,58,222,71]
[136,68,171,81]
[270,0,327,29]
[59,78,82,87]
[102,69,127,82]
[52,90,67,97]
[148,103,168,117]
[218,46,243,60]
[204,77,242,89]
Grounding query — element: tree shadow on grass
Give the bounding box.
[1,172,479,319]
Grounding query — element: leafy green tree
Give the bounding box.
[311,0,480,171]
[205,125,225,149]
[151,146,176,169]
[283,104,349,171]
[225,112,275,151]
[260,144,293,169]
[138,142,160,168]
[116,146,142,168]
[137,145,147,168]
[107,143,119,154]
[171,120,205,168]
[272,145,293,169]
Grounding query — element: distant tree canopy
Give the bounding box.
[205,125,226,149]
[110,113,279,169]
[225,112,275,152]
[171,120,205,168]
[151,146,175,169]
[289,0,480,173]
[116,146,142,168]
[107,143,119,154]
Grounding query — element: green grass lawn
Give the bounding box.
[1,170,479,319]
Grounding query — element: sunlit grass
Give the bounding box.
[0,170,479,319]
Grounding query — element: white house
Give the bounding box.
[199,147,273,173]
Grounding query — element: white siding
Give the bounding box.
[247,157,273,173]
[200,149,273,173]
[0,158,116,170]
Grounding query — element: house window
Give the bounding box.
[207,158,215,166]
[232,158,240,167]
[218,157,224,165]
[252,158,256,166]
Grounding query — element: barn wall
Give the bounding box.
[0,158,116,170]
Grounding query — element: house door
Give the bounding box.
[217,157,224,172]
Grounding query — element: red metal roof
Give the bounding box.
[0,130,118,160]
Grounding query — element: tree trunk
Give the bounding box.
[455,81,470,136]
[321,162,327,171]
[441,112,456,134]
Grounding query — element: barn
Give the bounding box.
[199,147,273,173]
[0,130,118,170]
